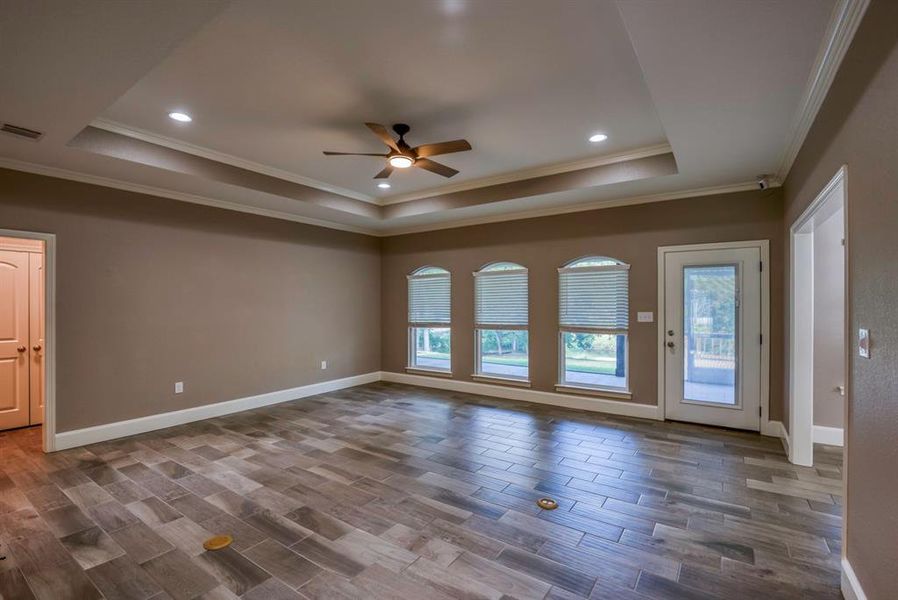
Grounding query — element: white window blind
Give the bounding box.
[408,272,450,325]
[475,269,528,327]
[559,264,629,330]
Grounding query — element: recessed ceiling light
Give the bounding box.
[377,182,391,189]
[588,133,608,143]
[389,155,414,168]
[168,112,192,123]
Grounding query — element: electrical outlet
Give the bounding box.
[174,381,184,394]
[637,312,654,323]
[320,361,327,370]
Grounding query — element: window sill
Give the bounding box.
[405,367,453,378]
[555,384,632,400]
[471,374,531,388]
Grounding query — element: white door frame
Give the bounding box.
[0,227,56,452]
[789,165,847,466]
[657,240,771,431]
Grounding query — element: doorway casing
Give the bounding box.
[0,228,56,452]
[789,165,847,466]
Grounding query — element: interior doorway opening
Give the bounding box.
[789,166,847,466]
[0,229,54,453]
[0,235,45,435]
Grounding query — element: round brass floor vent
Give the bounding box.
[536,497,559,510]
[203,534,234,551]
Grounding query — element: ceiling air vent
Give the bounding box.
[0,122,43,141]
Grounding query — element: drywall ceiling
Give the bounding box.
[0,0,845,235]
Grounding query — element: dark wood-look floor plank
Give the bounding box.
[0,382,842,599]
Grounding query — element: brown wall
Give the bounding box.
[782,1,898,597]
[0,168,381,432]
[381,189,784,417]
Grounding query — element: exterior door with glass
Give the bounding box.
[662,245,762,431]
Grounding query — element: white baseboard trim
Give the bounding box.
[53,371,381,451]
[813,425,844,446]
[760,419,783,438]
[380,371,662,421]
[842,557,867,600]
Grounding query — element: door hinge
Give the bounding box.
[759,406,762,417]
[759,261,763,272]
[759,333,763,344]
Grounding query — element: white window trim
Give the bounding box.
[556,256,630,395]
[473,265,530,383]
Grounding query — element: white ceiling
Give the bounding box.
[102,0,667,199]
[0,0,843,235]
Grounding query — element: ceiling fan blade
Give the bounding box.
[412,139,472,158]
[414,158,459,178]
[364,122,400,152]
[374,165,394,179]
[323,151,389,156]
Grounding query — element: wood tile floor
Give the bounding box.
[0,382,843,599]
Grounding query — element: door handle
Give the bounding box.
[33,345,42,352]
[666,341,675,348]
[17,346,26,352]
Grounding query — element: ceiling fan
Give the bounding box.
[323,123,472,179]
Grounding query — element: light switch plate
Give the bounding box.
[174,381,184,394]
[637,312,654,323]
[321,360,328,370]
[858,328,870,358]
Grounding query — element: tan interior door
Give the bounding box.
[0,250,31,430]
[29,253,44,425]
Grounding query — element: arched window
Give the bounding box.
[474,262,529,381]
[558,256,629,391]
[408,266,451,372]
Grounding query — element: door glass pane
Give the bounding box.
[683,265,737,405]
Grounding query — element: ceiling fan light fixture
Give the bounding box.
[377,182,391,189]
[588,132,608,143]
[168,112,192,123]
[389,155,414,168]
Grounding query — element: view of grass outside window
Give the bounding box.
[561,332,627,389]
[478,329,528,379]
[411,327,451,371]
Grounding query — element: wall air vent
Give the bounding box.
[0,123,43,141]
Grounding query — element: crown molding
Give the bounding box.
[775,0,870,181]
[381,143,673,205]
[0,157,378,236]
[1,157,781,239]
[382,180,775,236]
[90,118,377,204]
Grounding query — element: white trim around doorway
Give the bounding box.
[657,240,772,434]
[0,228,57,452]
[789,165,848,466]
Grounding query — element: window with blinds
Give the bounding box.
[558,261,629,330]
[408,266,451,372]
[474,265,528,328]
[557,257,630,392]
[474,262,529,381]
[408,268,451,325]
